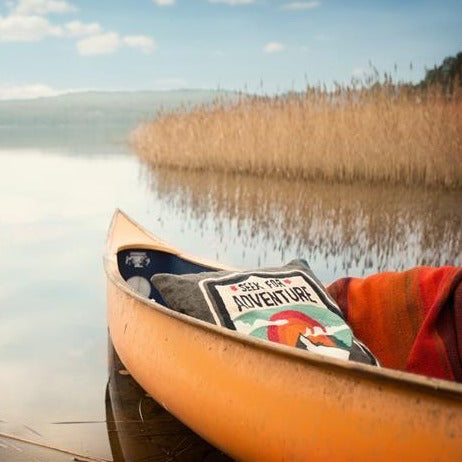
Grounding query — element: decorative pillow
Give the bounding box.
[151,259,378,366]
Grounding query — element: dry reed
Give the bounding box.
[132,83,462,188]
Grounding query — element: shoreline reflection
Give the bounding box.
[144,167,461,276]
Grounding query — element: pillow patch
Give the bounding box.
[151,260,378,366]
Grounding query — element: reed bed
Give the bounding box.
[132,83,462,188]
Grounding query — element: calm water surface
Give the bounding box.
[0,104,460,460]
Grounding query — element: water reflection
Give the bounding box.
[0,148,148,460]
[145,167,462,277]
[106,340,231,462]
[0,125,132,156]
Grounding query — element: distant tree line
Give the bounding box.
[420,51,462,91]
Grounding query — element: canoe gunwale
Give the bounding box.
[104,209,462,399]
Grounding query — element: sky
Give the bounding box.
[0,0,461,98]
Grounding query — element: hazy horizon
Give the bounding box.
[0,88,238,151]
[0,87,238,100]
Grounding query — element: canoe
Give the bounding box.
[104,209,462,461]
[106,338,231,462]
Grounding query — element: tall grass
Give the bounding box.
[132,82,462,188]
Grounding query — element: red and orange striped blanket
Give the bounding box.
[327,266,462,382]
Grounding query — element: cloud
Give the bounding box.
[76,32,120,56]
[77,32,157,56]
[1,1,157,56]
[0,14,63,41]
[0,83,59,100]
[64,20,102,37]
[281,1,320,10]
[122,35,156,54]
[11,0,77,16]
[208,0,254,5]
[263,42,285,53]
[152,0,175,5]
[0,0,78,42]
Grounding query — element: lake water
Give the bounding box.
[0,94,461,460]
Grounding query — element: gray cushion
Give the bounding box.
[151,259,377,365]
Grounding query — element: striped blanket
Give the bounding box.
[327,266,462,382]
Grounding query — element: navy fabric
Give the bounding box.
[117,248,212,303]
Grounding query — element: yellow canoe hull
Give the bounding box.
[105,210,462,461]
[106,339,230,461]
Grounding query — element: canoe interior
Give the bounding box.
[112,229,462,400]
[117,248,213,304]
